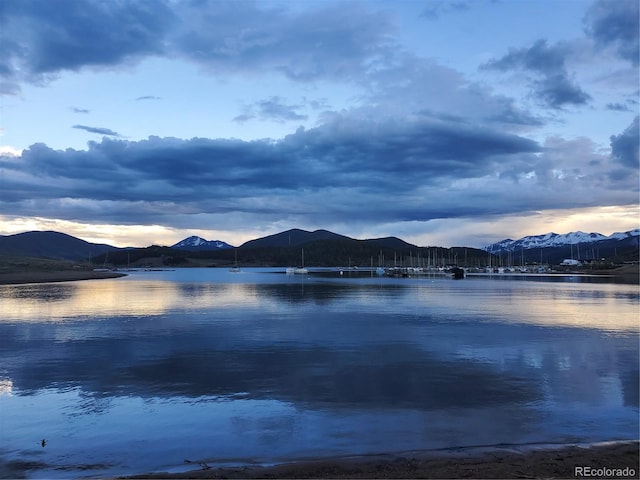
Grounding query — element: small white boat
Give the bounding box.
[286,248,308,274]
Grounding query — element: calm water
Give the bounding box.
[0,268,638,478]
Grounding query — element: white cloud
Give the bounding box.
[0,145,23,157]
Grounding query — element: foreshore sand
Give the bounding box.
[120,441,639,479]
[0,270,127,285]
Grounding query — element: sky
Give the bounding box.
[0,0,638,248]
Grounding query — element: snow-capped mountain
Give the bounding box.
[608,229,640,241]
[485,229,639,253]
[171,236,234,250]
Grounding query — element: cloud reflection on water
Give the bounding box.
[0,271,637,477]
[0,273,637,409]
[0,273,637,331]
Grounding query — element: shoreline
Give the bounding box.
[120,441,640,479]
[0,270,127,285]
[0,266,635,286]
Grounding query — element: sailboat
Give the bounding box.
[229,249,241,272]
[286,248,308,274]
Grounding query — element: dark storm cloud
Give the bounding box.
[483,40,591,109]
[610,116,639,169]
[1,0,395,94]
[72,125,121,137]
[0,116,546,225]
[1,0,175,90]
[14,120,537,190]
[4,112,635,230]
[584,0,639,66]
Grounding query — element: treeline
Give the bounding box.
[93,239,495,268]
[92,237,639,269]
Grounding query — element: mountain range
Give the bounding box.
[485,229,640,253]
[484,229,639,264]
[171,236,234,250]
[1,228,638,266]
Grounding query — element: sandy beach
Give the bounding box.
[0,270,127,285]
[119,441,639,479]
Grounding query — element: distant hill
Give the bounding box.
[233,230,490,268]
[0,231,119,261]
[361,236,416,250]
[239,228,417,250]
[239,229,352,248]
[172,236,234,250]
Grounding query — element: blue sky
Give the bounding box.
[0,0,638,248]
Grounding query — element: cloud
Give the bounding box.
[172,1,395,83]
[70,106,90,114]
[0,0,635,240]
[0,145,23,157]
[420,1,470,19]
[1,0,175,92]
[363,55,543,129]
[135,95,161,101]
[234,97,308,124]
[536,74,591,108]
[232,113,255,124]
[257,97,308,123]
[482,40,591,109]
[606,102,631,112]
[610,116,639,169]
[72,125,121,137]
[584,0,639,66]
[1,0,396,94]
[483,39,565,75]
[1,106,635,233]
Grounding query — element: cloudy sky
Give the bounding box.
[0,0,638,248]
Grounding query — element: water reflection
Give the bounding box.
[4,283,75,302]
[0,273,637,332]
[0,270,637,478]
[4,313,636,409]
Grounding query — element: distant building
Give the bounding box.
[560,259,581,266]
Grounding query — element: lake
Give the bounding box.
[0,268,638,478]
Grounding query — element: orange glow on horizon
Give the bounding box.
[0,204,638,249]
